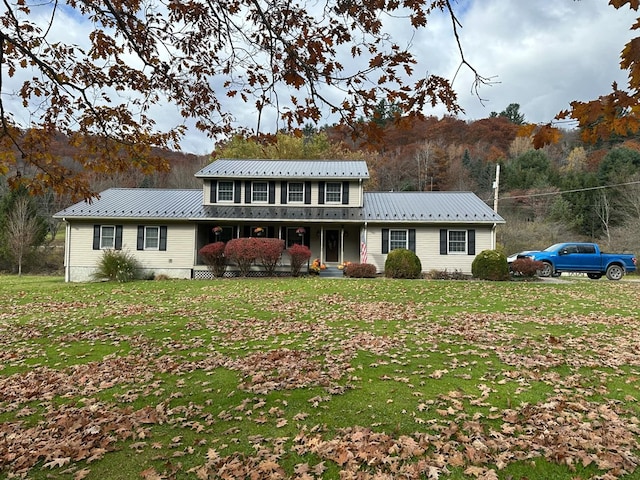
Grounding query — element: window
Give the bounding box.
[382,228,415,253]
[137,225,168,251]
[100,226,115,249]
[217,181,234,202]
[144,226,159,250]
[448,230,467,254]
[288,182,304,203]
[325,182,342,203]
[252,182,268,203]
[389,229,408,251]
[93,225,123,250]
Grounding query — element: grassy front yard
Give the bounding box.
[1,275,639,479]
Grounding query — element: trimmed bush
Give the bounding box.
[287,243,311,277]
[92,249,139,282]
[257,238,285,276]
[384,249,422,279]
[344,263,377,278]
[510,257,544,278]
[199,242,227,277]
[472,249,510,281]
[224,238,259,276]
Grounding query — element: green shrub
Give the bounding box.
[93,249,139,282]
[344,263,377,278]
[384,249,422,279]
[472,250,510,281]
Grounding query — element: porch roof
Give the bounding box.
[192,205,364,222]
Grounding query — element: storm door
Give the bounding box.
[324,230,340,262]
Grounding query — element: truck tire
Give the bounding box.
[539,262,553,277]
[606,264,624,281]
[587,273,602,280]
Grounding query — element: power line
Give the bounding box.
[498,180,640,201]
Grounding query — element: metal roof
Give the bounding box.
[363,192,505,223]
[193,206,364,222]
[195,159,370,179]
[54,188,504,224]
[53,188,204,220]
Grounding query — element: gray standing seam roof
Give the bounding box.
[195,159,370,179]
[363,192,504,223]
[54,188,504,224]
[53,188,204,219]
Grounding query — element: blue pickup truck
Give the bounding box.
[510,242,637,280]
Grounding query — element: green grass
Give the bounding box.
[0,275,639,479]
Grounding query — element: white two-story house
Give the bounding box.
[54,158,504,281]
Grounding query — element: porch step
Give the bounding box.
[319,266,344,278]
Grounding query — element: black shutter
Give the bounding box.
[440,229,447,255]
[234,181,241,204]
[243,225,251,237]
[93,225,101,250]
[267,226,275,238]
[115,225,123,250]
[245,181,252,204]
[467,229,476,255]
[318,181,325,204]
[160,226,168,251]
[382,228,389,254]
[304,181,312,204]
[281,181,288,204]
[137,226,144,250]
[210,180,217,203]
[408,229,416,252]
[269,181,276,204]
[342,181,349,205]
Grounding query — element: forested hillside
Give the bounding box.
[1,109,639,274]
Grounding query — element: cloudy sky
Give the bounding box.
[6,1,639,155]
[178,1,637,154]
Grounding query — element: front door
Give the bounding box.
[325,230,340,262]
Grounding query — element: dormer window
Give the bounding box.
[217,181,234,202]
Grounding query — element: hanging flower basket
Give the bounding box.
[296,227,306,236]
[212,226,222,235]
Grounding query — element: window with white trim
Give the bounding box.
[217,181,234,202]
[100,225,116,249]
[389,229,408,251]
[144,226,160,250]
[288,182,304,203]
[448,230,467,253]
[325,182,342,203]
[252,182,268,203]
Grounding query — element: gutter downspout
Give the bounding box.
[63,219,71,282]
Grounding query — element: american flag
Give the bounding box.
[360,241,368,264]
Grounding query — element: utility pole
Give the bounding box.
[493,164,500,213]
